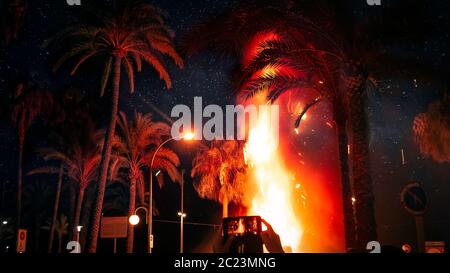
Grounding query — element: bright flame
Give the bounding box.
[244,101,303,252]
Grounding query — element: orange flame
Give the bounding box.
[243,93,303,252]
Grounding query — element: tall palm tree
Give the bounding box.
[113,111,180,253]
[50,1,183,252]
[28,126,102,246]
[10,82,52,232]
[234,29,358,249]
[306,0,431,248]
[191,141,247,217]
[187,0,431,249]
[184,2,357,249]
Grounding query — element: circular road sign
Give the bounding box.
[400,182,427,215]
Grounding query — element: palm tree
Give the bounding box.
[47,164,63,253]
[305,0,437,248]
[191,141,247,217]
[234,29,358,249]
[43,214,69,253]
[45,88,101,253]
[28,126,102,246]
[184,2,357,249]
[188,0,430,249]
[10,82,52,232]
[113,111,180,253]
[413,91,450,163]
[50,1,183,252]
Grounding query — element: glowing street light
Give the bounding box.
[129,215,140,226]
[183,132,194,140]
[148,133,194,254]
[2,220,7,225]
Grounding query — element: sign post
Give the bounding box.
[400,182,427,253]
[100,216,128,253]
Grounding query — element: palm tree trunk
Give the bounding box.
[126,177,137,253]
[48,164,64,253]
[58,233,63,254]
[79,186,94,252]
[334,105,357,251]
[16,126,24,231]
[347,74,377,250]
[72,187,85,243]
[68,182,76,240]
[222,194,228,218]
[88,56,122,253]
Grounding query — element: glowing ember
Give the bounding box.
[244,97,303,252]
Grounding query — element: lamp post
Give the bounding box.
[178,211,186,253]
[129,206,149,226]
[148,132,194,254]
[76,225,83,249]
[178,169,186,253]
[129,206,148,253]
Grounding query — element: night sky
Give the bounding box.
[0,0,449,253]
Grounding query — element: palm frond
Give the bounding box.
[123,57,135,93]
[294,97,322,129]
[100,56,113,97]
[135,50,172,89]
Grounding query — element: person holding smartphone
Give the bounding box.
[213,218,284,253]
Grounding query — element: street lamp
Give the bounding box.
[178,212,187,253]
[127,207,148,253]
[129,206,148,226]
[178,169,186,253]
[76,225,83,249]
[129,215,140,226]
[148,132,194,253]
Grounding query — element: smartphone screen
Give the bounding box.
[223,216,262,237]
[221,216,263,253]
